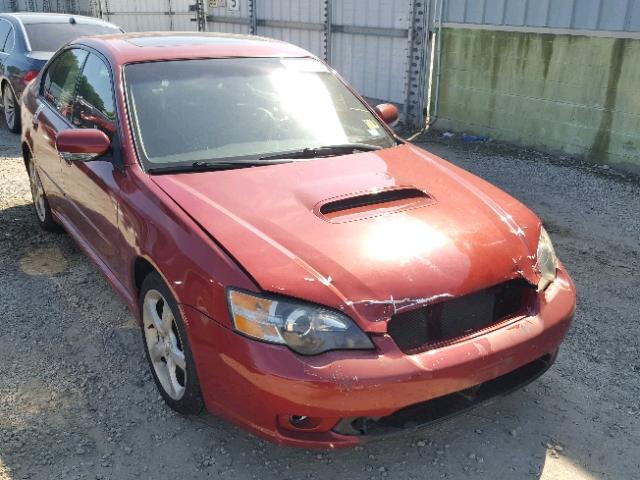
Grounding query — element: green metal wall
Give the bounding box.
[436,27,640,173]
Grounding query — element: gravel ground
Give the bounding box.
[1,125,639,480]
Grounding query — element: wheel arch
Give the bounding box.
[134,256,157,296]
[1,77,15,99]
[132,255,181,308]
[2,77,21,133]
[22,140,32,170]
[131,255,197,333]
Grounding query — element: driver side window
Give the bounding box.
[41,48,88,121]
[71,53,116,139]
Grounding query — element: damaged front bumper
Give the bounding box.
[185,267,576,448]
[332,351,555,437]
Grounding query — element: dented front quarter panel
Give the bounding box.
[151,143,545,332]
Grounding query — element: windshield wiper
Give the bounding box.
[259,143,383,161]
[148,159,292,174]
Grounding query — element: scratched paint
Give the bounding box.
[345,293,454,316]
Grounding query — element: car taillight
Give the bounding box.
[23,70,39,86]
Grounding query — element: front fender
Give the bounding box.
[118,167,259,328]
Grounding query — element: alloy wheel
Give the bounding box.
[29,161,46,222]
[4,87,15,130]
[142,289,187,400]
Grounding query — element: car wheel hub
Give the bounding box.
[4,89,15,127]
[29,162,46,222]
[142,289,187,401]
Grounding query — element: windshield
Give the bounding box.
[124,57,396,169]
[25,22,121,52]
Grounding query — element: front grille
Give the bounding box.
[387,280,535,353]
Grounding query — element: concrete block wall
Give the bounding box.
[436,27,640,174]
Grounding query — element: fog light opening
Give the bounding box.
[285,415,322,431]
[290,415,308,425]
[277,414,341,433]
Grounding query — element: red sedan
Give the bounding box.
[20,33,576,448]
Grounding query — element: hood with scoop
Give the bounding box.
[150,144,542,332]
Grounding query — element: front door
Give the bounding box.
[61,51,123,277]
[33,48,88,214]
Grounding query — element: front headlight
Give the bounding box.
[536,227,558,291]
[227,289,375,355]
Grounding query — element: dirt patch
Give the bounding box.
[19,246,68,276]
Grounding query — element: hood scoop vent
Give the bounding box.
[316,188,435,223]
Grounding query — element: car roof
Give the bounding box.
[2,12,117,27]
[73,32,313,64]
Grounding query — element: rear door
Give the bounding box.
[61,51,122,276]
[0,19,13,83]
[32,47,88,211]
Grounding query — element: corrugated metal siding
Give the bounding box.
[331,0,409,103]
[204,0,412,105]
[444,0,640,32]
[208,21,250,35]
[207,1,250,34]
[331,0,411,103]
[255,0,324,57]
[333,0,409,28]
[1,0,97,14]
[332,34,407,102]
[259,26,324,55]
[103,0,195,31]
[257,0,324,22]
[0,0,419,115]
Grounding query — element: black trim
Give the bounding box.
[387,279,535,353]
[333,352,556,438]
[320,188,430,215]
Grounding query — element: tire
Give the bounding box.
[3,84,20,133]
[139,272,204,414]
[27,158,60,232]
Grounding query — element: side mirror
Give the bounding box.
[375,103,399,125]
[56,129,111,162]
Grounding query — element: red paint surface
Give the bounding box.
[375,103,400,125]
[21,33,576,447]
[56,129,111,154]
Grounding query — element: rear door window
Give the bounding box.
[41,48,88,121]
[0,20,11,51]
[24,23,121,52]
[72,53,116,138]
[3,26,14,52]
